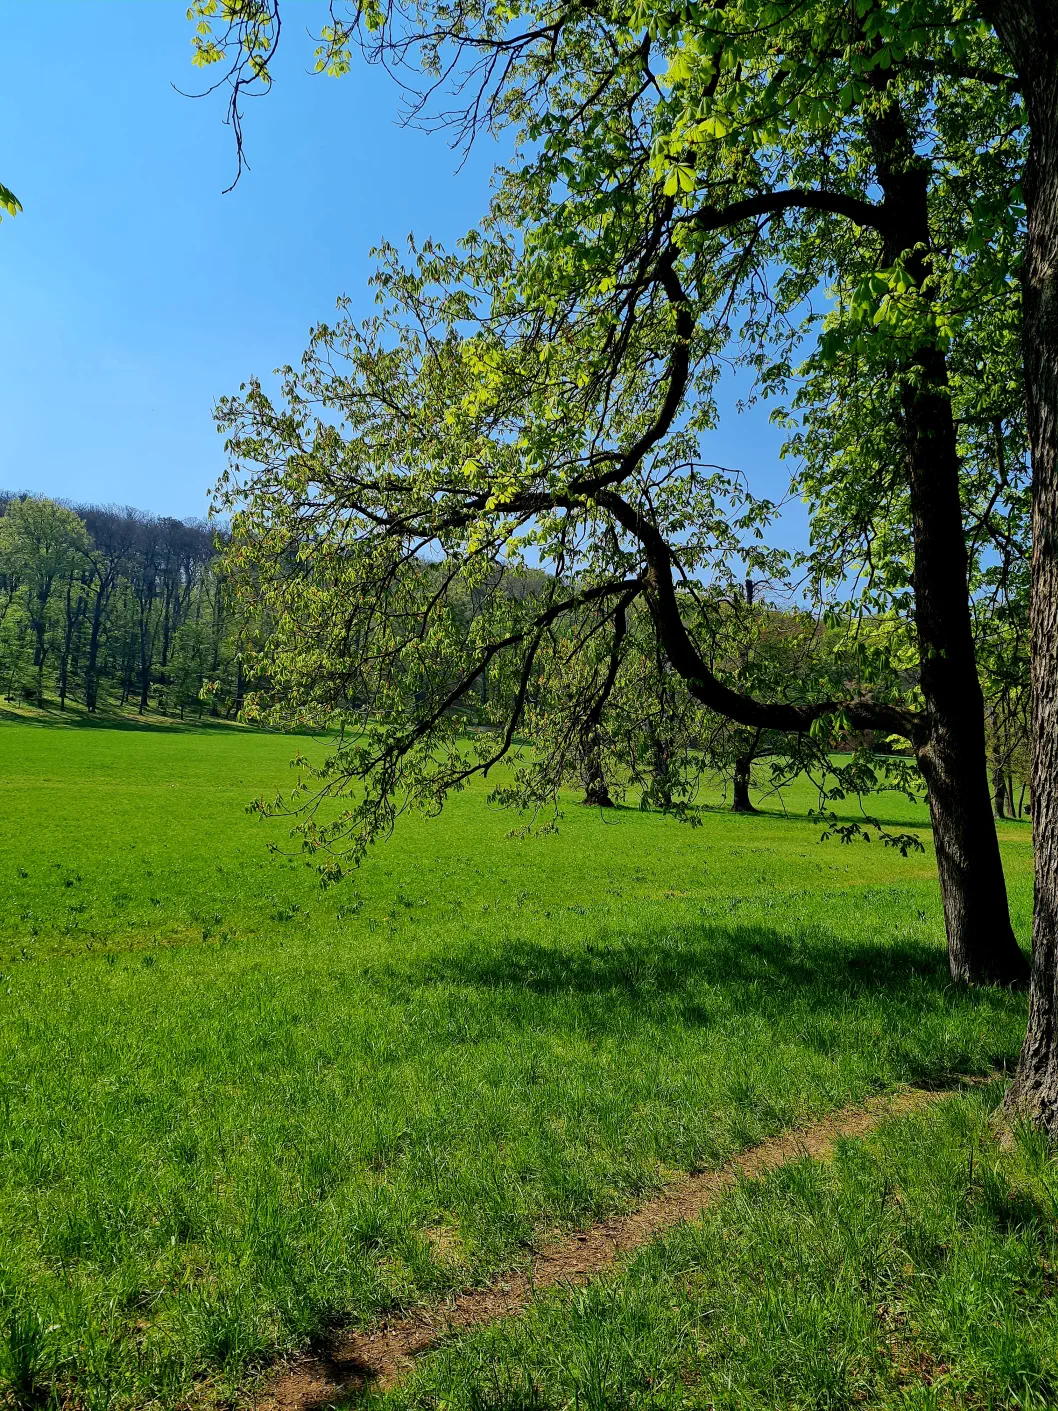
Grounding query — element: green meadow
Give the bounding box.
[0,716,1037,1408]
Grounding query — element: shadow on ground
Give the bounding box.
[0,703,328,737]
[0,703,237,734]
[388,918,1027,1082]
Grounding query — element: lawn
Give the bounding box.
[0,716,1035,1408]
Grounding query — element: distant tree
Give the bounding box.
[0,494,240,716]
[0,497,89,703]
[169,618,214,719]
[0,523,19,636]
[122,515,159,715]
[54,552,89,710]
[79,506,138,711]
[608,620,699,815]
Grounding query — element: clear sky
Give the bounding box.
[0,0,803,543]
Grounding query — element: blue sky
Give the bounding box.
[0,0,803,544]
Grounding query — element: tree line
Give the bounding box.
[0,493,248,718]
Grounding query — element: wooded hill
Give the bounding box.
[0,492,248,718]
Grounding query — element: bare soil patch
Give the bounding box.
[256,1083,969,1410]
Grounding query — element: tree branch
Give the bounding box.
[591,487,920,739]
[680,187,890,237]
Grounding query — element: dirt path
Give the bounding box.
[257,1083,968,1410]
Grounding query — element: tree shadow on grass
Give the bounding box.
[570,794,938,835]
[413,920,939,995]
[396,918,1026,1081]
[0,703,235,734]
[0,703,327,738]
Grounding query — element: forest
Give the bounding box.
[0,493,246,718]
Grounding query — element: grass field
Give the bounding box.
[0,714,1037,1408]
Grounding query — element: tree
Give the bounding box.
[124,514,162,716]
[721,576,798,816]
[0,494,236,717]
[207,0,1037,985]
[973,0,1058,1131]
[54,551,89,710]
[219,0,1058,1123]
[213,215,917,889]
[169,618,214,719]
[0,497,89,703]
[80,506,138,712]
[604,613,704,814]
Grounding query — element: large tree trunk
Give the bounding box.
[984,0,1058,1123]
[917,717,1026,986]
[581,733,615,807]
[905,350,1026,984]
[869,93,1028,987]
[731,753,756,813]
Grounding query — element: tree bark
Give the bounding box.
[918,723,1026,985]
[868,93,1028,987]
[732,753,756,813]
[982,0,1058,1123]
[905,366,1025,983]
[581,734,615,807]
